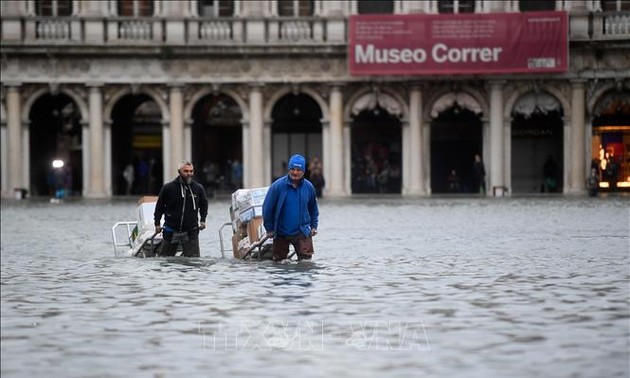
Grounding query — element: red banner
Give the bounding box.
[349,11,568,76]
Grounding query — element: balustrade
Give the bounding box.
[603,12,630,36]
[36,19,71,40]
[2,12,628,45]
[118,20,153,40]
[199,21,232,41]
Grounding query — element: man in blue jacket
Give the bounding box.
[263,154,319,261]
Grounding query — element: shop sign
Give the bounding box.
[513,127,555,138]
[349,11,568,76]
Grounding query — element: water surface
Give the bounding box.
[1,196,628,377]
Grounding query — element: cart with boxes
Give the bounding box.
[111,196,164,258]
[219,187,273,259]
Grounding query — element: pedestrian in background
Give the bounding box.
[309,157,325,198]
[473,154,486,195]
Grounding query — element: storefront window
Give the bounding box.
[592,92,630,190]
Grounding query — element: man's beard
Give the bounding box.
[183,176,192,184]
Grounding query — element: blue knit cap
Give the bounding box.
[288,154,306,171]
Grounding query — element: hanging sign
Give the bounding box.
[349,11,568,75]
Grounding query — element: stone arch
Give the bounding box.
[103,86,169,124]
[188,87,247,195]
[423,86,487,122]
[590,82,630,117]
[184,87,249,123]
[264,86,329,123]
[266,86,325,180]
[345,86,408,122]
[346,86,406,194]
[106,86,168,196]
[24,86,87,197]
[424,86,485,194]
[508,83,567,194]
[22,86,89,124]
[505,83,569,121]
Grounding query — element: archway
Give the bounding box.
[29,93,83,197]
[110,94,163,196]
[350,91,402,194]
[430,93,483,194]
[511,91,564,193]
[270,93,323,181]
[591,89,630,191]
[191,93,243,195]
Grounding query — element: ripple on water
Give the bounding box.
[1,197,628,378]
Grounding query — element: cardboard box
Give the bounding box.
[229,205,238,223]
[238,205,263,222]
[138,202,156,230]
[249,187,268,206]
[232,234,241,258]
[231,187,269,212]
[138,196,158,205]
[236,236,251,259]
[247,217,265,243]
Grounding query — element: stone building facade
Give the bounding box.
[1,0,629,198]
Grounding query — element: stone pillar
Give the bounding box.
[161,121,171,184]
[422,118,431,194]
[569,80,587,194]
[482,118,491,195]
[406,85,425,195]
[343,124,352,195]
[86,84,106,198]
[328,84,345,196]
[169,85,185,171]
[6,84,22,197]
[489,81,506,196]
[248,85,265,188]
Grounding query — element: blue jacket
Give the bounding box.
[262,175,319,237]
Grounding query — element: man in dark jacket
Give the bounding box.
[263,154,319,261]
[154,161,208,257]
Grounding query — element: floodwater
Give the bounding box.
[1,195,628,378]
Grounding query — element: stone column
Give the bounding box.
[86,83,106,198]
[482,118,491,196]
[401,118,410,192]
[422,118,431,194]
[169,85,185,174]
[489,81,506,196]
[161,121,171,183]
[343,124,352,195]
[6,84,22,197]
[406,85,424,195]
[248,84,265,188]
[569,80,586,194]
[328,84,345,196]
[241,120,250,188]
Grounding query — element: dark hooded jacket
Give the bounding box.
[154,176,208,231]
